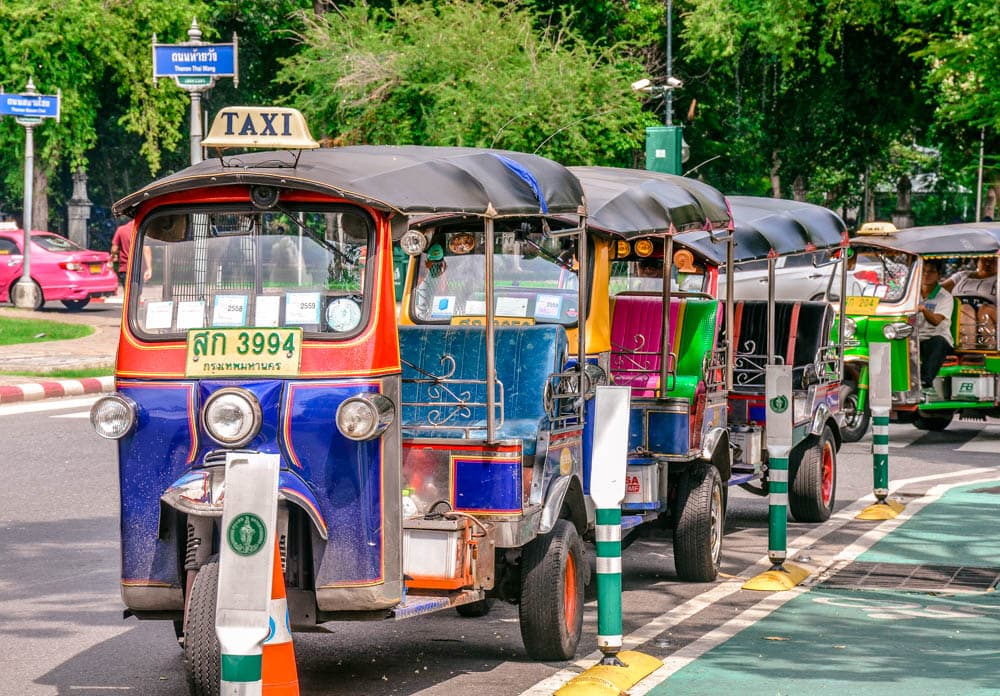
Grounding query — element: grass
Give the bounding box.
[0,315,94,345]
[0,367,111,378]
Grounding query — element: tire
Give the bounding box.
[672,462,724,582]
[8,279,44,310]
[518,519,586,661]
[914,410,954,431]
[789,426,837,523]
[839,382,871,443]
[183,560,221,696]
[61,298,90,311]
[456,598,494,618]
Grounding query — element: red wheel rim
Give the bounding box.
[821,441,834,505]
[563,551,578,634]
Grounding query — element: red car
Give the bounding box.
[0,225,118,310]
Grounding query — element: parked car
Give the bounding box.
[720,250,836,301]
[0,223,117,310]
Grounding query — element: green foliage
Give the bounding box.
[277,0,653,165]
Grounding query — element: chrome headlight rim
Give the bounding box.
[90,394,138,440]
[883,322,913,340]
[843,317,857,339]
[336,393,395,441]
[201,387,263,448]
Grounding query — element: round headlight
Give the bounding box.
[883,322,913,340]
[202,387,262,448]
[843,317,857,339]
[400,230,429,256]
[336,393,395,441]
[91,394,137,440]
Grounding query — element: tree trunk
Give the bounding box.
[770,151,781,198]
[985,181,998,221]
[32,166,49,232]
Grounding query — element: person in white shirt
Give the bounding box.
[916,260,954,394]
[942,256,997,349]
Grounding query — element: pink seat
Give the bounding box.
[610,295,680,396]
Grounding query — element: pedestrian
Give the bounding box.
[916,260,954,396]
[110,221,134,290]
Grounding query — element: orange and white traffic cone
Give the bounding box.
[262,542,299,695]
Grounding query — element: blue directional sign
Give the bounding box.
[0,92,60,120]
[154,43,237,78]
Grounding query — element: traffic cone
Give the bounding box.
[262,542,299,695]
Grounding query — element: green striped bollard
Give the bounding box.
[858,342,903,519]
[590,386,631,663]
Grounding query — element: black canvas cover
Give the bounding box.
[850,222,1000,256]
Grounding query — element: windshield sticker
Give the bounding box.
[145,301,174,330]
[213,295,248,327]
[496,296,529,317]
[176,301,206,330]
[254,295,281,327]
[534,294,563,320]
[431,296,457,318]
[464,299,486,315]
[285,292,321,325]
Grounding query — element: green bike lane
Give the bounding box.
[645,480,1000,695]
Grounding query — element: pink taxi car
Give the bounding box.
[0,224,117,310]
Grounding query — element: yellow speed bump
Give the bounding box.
[856,498,905,520]
[742,562,810,592]
[554,651,662,696]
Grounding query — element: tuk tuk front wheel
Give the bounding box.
[672,462,724,582]
[183,560,221,696]
[518,519,585,661]
[839,383,871,443]
[789,427,837,523]
[914,410,954,431]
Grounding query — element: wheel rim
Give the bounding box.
[843,392,862,429]
[710,482,723,562]
[563,550,578,635]
[820,441,835,506]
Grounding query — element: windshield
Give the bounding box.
[409,222,581,326]
[609,238,709,296]
[132,206,374,339]
[829,249,913,303]
[34,233,83,252]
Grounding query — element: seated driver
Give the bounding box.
[941,256,997,349]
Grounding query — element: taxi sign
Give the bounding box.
[845,295,880,315]
[857,221,897,236]
[201,106,319,150]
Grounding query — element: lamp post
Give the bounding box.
[12,81,38,309]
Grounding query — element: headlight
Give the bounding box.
[399,230,429,256]
[202,387,262,448]
[883,322,913,340]
[843,317,857,339]
[582,363,609,398]
[336,393,395,440]
[91,394,137,439]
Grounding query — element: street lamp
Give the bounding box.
[633,77,688,175]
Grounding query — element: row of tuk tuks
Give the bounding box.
[90,107,1000,692]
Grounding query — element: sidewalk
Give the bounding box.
[0,302,120,403]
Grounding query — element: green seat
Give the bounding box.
[666,299,721,401]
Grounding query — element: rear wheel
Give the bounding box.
[518,519,585,661]
[183,561,221,696]
[789,427,837,523]
[61,298,90,311]
[914,410,954,431]
[8,279,44,310]
[839,382,870,443]
[456,598,493,617]
[672,462,724,582]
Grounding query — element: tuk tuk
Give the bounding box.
[837,221,1000,434]
[568,166,735,581]
[680,196,848,523]
[89,106,593,694]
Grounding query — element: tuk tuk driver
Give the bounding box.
[916,260,954,395]
[941,256,997,349]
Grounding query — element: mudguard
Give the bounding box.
[539,474,587,536]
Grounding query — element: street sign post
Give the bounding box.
[0,80,61,310]
[857,342,905,519]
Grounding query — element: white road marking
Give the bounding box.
[0,395,100,416]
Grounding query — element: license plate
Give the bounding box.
[845,296,880,315]
[185,328,302,377]
[89,263,102,273]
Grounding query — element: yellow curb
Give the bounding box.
[554,650,662,696]
[742,562,810,591]
[856,498,905,520]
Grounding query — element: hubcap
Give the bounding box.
[563,551,578,634]
[710,482,723,562]
[821,442,835,506]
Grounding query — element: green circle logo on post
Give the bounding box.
[769,395,789,414]
[227,512,267,556]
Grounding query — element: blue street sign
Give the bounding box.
[154,43,236,78]
[0,92,60,119]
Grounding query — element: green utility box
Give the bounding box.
[645,126,684,175]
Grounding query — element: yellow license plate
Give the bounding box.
[450,315,535,326]
[845,296,880,315]
[185,328,302,377]
[89,263,102,273]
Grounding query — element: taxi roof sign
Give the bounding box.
[201,106,319,150]
[857,221,897,236]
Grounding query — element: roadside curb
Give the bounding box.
[0,376,115,404]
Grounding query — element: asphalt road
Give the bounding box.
[1,396,997,695]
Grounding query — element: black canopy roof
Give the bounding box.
[113,145,585,221]
[569,166,732,237]
[850,222,1000,256]
[677,195,847,265]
